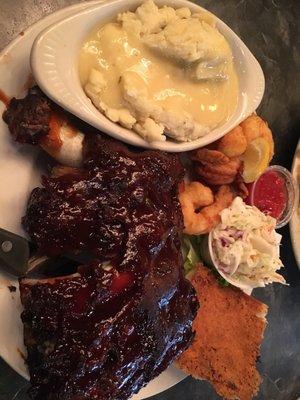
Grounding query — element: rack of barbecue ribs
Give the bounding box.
[18,130,198,400]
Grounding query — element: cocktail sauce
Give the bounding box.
[246,170,287,219]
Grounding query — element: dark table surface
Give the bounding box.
[0,0,299,399]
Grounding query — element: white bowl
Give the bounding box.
[207,227,283,295]
[30,0,265,152]
[207,231,254,294]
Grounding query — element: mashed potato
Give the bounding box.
[79,0,238,142]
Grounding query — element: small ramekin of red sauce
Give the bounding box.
[245,165,299,228]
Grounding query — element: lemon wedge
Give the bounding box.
[242,137,270,183]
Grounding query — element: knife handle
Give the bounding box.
[0,228,30,277]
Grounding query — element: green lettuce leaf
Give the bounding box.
[182,234,203,274]
[181,234,230,288]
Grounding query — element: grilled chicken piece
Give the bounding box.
[20,133,198,400]
[3,86,84,167]
[3,86,52,144]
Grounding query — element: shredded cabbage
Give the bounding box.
[212,197,285,286]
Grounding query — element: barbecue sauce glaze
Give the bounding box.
[20,133,198,400]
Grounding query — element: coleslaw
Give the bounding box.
[211,197,285,286]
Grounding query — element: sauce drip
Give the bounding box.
[0,89,10,106]
[40,112,64,152]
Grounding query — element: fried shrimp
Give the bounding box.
[192,148,230,165]
[194,152,241,185]
[240,114,274,161]
[179,183,234,235]
[192,147,241,185]
[188,114,274,196]
[179,182,214,235]
[217,125,247,158]
[201,185,234,226]
[216,115,274,161]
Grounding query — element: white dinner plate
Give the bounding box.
[0,1,186,398]
[290,139,300,268]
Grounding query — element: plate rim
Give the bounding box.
[289,139,300,269]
